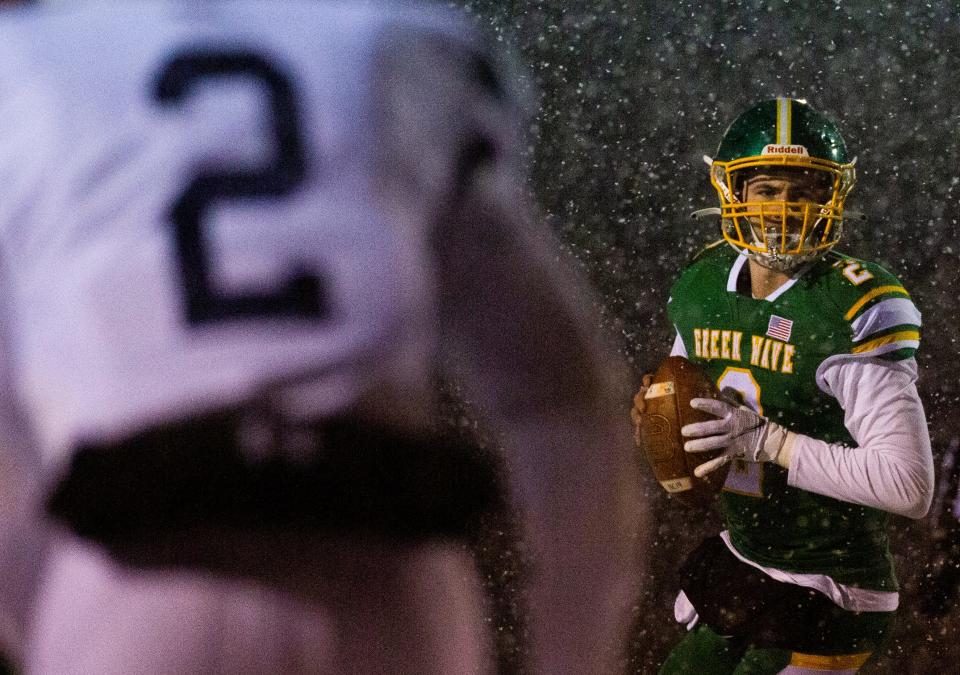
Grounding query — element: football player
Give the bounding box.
[0,2,644,673]
[632,98,934,674]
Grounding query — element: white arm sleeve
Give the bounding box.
[787,357,934,519]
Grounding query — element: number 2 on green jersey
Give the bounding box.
[717,367,764,496]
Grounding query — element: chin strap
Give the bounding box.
[690,207,721,220]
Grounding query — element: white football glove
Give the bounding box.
[681,397,795,477]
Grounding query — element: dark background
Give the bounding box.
[447,1,960,672]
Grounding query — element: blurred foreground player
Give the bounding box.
[633,98,933,673]
[0,1,644,673]
[0,317,44,675]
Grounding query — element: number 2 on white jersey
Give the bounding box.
[154,49,326,324]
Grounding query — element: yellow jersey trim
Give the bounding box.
[789,650,872,670]
[851,330,920,354]
[844,285,910,321]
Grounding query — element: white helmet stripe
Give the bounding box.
[776,97,791,144]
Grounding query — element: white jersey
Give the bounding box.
[0,0,520,470]
[0,5,646,674]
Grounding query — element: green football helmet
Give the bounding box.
[709,98,856,271]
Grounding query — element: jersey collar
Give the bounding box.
[726,252,802,302]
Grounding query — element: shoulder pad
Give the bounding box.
[668,242,735,325]
[824,253,921,359]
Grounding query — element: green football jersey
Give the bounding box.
[667,242,921,590]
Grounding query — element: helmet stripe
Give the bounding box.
[776,97,791,144]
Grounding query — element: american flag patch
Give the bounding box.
[766,315,794,342]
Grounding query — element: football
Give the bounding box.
[634,356,727,505]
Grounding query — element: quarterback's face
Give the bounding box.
[741,169,833,205]
[736,167,835,256]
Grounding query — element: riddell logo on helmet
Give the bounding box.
[762,144,809,156]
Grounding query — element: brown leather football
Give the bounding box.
[634,356,727,505]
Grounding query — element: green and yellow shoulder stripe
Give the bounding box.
[826,252,920,360]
